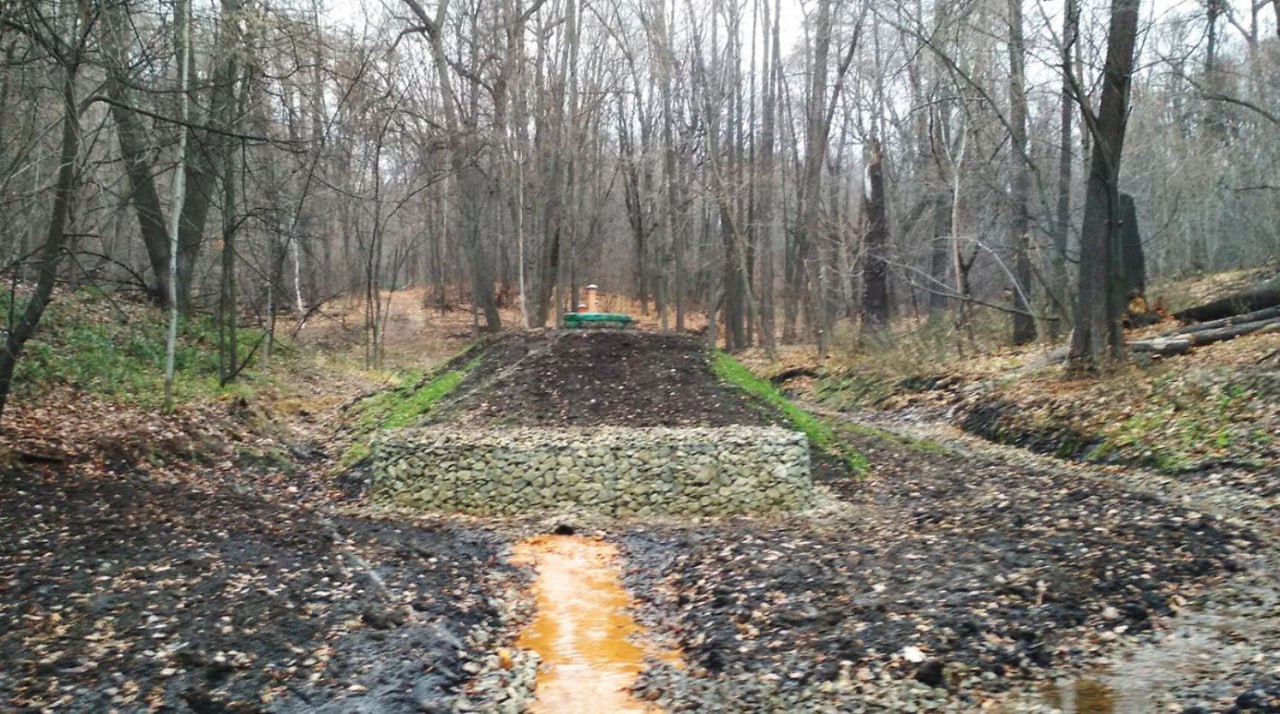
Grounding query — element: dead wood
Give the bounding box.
[1035,315,1280,364]
[1182,316,1280,345]
[1129,338,1192,356]
[1128,316,1280,356]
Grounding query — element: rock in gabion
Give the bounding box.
[372,426,813,516]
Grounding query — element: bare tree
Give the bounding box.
[0,1,95,421]
[1070,0,1141,370]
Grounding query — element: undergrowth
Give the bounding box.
[6,288,278,406]
[713,351,869,472]
[817,311,1019,410]
[1083,368,1275,472]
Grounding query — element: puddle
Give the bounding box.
[1018,574,1280,713]
[511,534,678,713]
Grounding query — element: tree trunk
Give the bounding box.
[163,0,192,412]
[928,196,950,313]
[102,0,241,314]
[861,142,890,331]
[1051,0,1078,339]
[1069,0,1140,370]
[403,0,500,332]
[800,0,831,349]
[1007,0,1036,344]
[1119,192,1145,299]
[0,66,81,422]
[756,0,780,354]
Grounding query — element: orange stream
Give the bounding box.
[511,535,678,713]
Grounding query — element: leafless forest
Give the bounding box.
[2,0,1277,377]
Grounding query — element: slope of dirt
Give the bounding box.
[429,330,774,428]
[0,466,513,713]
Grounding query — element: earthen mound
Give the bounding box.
[430,330,774,428]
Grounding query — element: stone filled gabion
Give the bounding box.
[372,426,813,516]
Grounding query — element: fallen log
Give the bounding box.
[1128,316,1280,355]
[1161,304,1280,336]
[1183,316,1280,345]
[1129,338,1192,356]
[1174,277,1280,322]
[1032,315,1280,366]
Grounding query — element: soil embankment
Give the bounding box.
[429,329,776,428]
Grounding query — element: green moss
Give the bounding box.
[712,351,869,472]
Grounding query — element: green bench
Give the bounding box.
[563,312,635,329]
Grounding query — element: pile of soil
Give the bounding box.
[0,466,513,712]
[430,330,773,428]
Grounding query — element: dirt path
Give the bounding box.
[614,406,1277,713]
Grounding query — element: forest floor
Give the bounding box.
[1,278,1278,712]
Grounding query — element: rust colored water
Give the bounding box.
[1043,678,1117,713]
[512,534,677,713]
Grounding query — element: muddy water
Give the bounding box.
[512,535,677,713]
[1023,572,1280,713]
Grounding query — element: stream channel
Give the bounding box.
[511,534,679,713]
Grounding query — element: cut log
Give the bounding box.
[1031,315,1279,366]
[1174,277,1280,322]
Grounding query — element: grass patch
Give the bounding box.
[339,358,478,467]
[713,351,868,472]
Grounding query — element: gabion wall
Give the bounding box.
[372,426,813,516]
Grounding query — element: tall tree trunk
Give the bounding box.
[1052,0,1078,339]
[164,0,192,412]
[756,0,779,354]
[219,127,238,384]
[928,195,950,313]
[1007,0,1036,344]
[654,0,684,331]
[1069,0,1140,370]
[102,6,171,304]
[798,0,833,351]
[102,0,241,314]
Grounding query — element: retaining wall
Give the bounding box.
[372,426,813,516]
